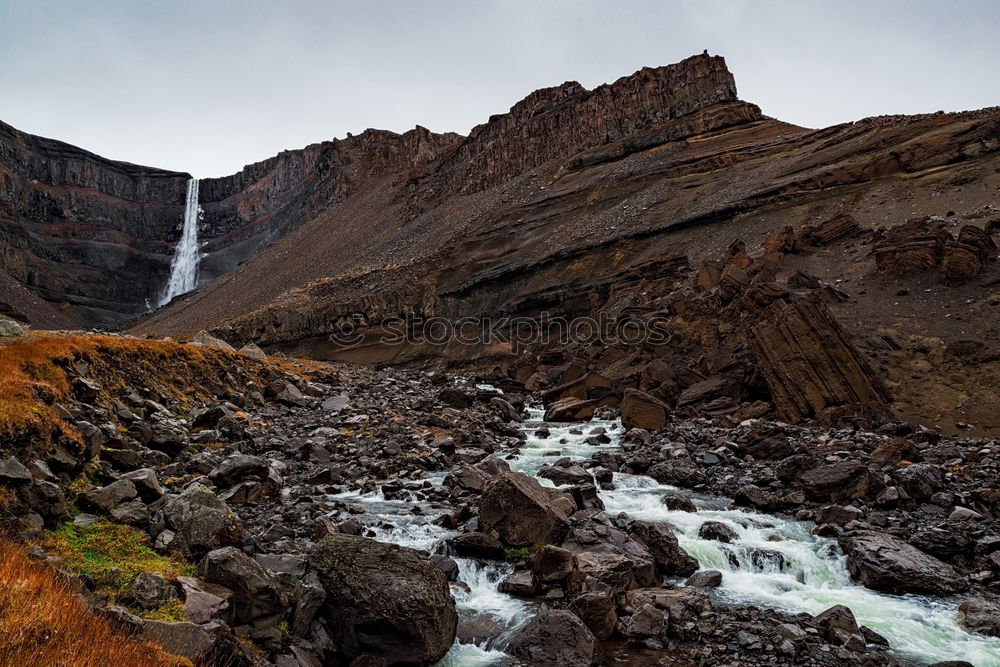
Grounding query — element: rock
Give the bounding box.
[309,534,457,665]
[0,456,31,482]
[624,603,667,638]
[152,483,245,559]
[176,575,234,625]
[456,613,506,645]
[0,315,26,337]
[646,460,706,487]
[747,296,891,422]
[569,592,617,641]
[661,490,696,512]
[875,222,944,276]
[799,213,861,247]
[449,532,506,560]
[531,545,575,582]
[122,468,165,502]
[121,572,174,611]
[698,521,737,543]
[208,453,270,488]
[895,463,943,500]
[82,478,138,512]
[478,472,572,546]
[734,484,782,512]
[499,571,537,595]
[504,608,599,666]
[563,522,658,592]
[686,570,723,587]
[199,547,286,627]
[816,505,864,525]
[958,597,1000,637]
[940,241,983,286]
[629,520,699,576]
[950,507,985,522]
[538,463,593,487]
[544,396,599,422]
[621,389,669,431]
[839,530,969,596]
[445,464,490,493]
[138,619,218,663]
[238,342,268,359]
[192,330,235,350]
[800,461,871,502]
[320,394,350,411]
[813,604,859,640]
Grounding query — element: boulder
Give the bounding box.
[504,608,599,666]
[958,598,1000,637]
[309,534,457,665]
[478,472,572,546]
[152,483,245,559]
[543,397,599,422]
[176,575,234,625]
[0,456,31,482]
[800,461,871,502]
[531,545,575,583]
[122,468,166,502]
[538,463,593,487]
[192,330,235,350]
[839,530,968,596]
[569,592,617,640]
[238,343,268,359]
[0,316,26,337]
[623,603,666,638]
[629,520,698,576]
[621,389,669,431]
[82,478,138,512]
[200,547,286,627]
[698,521,737,543]
[563,522,658,592]
[686,570,723,588]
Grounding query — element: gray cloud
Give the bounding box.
[2,0,998,177]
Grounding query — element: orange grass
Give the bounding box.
[0,331,270,449]
[0,541,191,667]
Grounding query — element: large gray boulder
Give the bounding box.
[478,472,573,546]
[504,608,599,666]
[839,530,968,595]
[152,483,245,559]
[200,547,286,627]
[308,534,457,665]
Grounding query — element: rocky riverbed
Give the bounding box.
[3,347,1000,666]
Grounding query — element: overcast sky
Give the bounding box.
[2,0,998,178]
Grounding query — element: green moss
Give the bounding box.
[52,519,194,593]
[276,620,290,635]
[504,546,530,560]
[135,598,187,622]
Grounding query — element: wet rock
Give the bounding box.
[569,592,617,641]
[564,522,658,591]
[532,545,575,582]
[478,472,572,546]
[504,608,599,666]
[621,389,669,431]
[698,521,737,543]
[958,597,1000,637]
[430,555,459,582]
[661,490,696,512]
[686,570,722,588]
[813,604,860,640]
[646,460,706,487]
[456,613,506,645]
[309,534,457,665]
[544,396,599,422]
[629,520,698,577]
[200,547,286,627]
[538,463,593,487]
[623,603,666,638]
[839,530,969,595]
[449,532,506,560]
[499,571,537,596]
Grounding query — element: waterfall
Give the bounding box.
[160,178,201,306]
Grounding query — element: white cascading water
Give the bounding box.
[328,399,1000,666]
[160,178,201,305]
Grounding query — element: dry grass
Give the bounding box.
[0,541,192,667]
[0,331,270,451]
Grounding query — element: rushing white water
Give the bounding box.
[160,178,201,305]
[329,402,1000,666]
